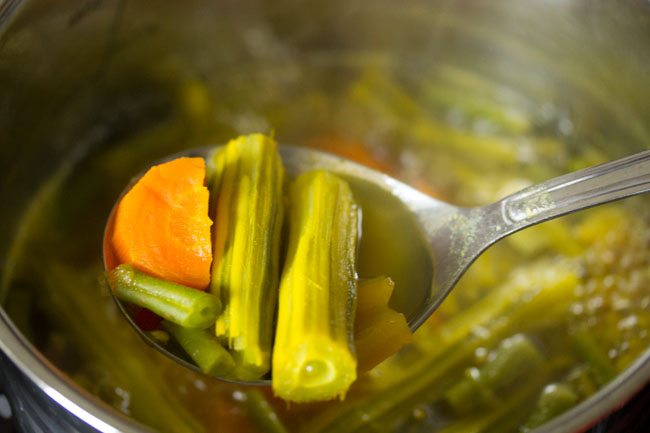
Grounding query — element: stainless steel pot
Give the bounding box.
[1,1,650,432]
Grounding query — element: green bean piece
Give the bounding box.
[208,133,284,380]
[236,390,289,433]
[438,367,551,433]
[162,321,236,377]
[566,365,598,398]
[521,383,579,431]
[571,329,616,386]
[443,334,545,415]
[273,170,359,403]
[109,264,221,329]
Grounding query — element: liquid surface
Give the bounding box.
[5,125,650,433]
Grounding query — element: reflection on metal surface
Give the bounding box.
[0,0,23,33]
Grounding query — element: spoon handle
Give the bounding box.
[498,150,650,233]
[405,150,650,331]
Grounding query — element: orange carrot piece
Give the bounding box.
[107,157,213,290]
[354,277,412,372]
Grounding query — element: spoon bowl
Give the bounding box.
[103,144,434,385]
[104,145,650,384]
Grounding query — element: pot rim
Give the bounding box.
[0,306,151,433]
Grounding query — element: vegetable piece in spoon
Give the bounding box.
[354,276,412,372]
[106,156,213,289]
[109,264,222,329]
[272,170,359,402]
[104,133,413,396]
[208,134,285,380]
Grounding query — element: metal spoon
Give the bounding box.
[105,146,650,384]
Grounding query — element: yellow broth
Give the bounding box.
[3,106,650,433]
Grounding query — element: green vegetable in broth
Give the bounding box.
[163,321,236,377]
[570,328,616,386]
[237,390,290,433]
[522,383,579,431]
[443,334,545,415]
